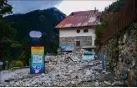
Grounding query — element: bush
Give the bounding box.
[9,60,24,68]
[15,61,24,68]
[19,51,30,66]
[9,60,16,68]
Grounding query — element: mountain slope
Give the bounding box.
[4,7,66,58]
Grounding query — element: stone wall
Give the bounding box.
[60,36,92,49]
[99,25,137,81]
[60,37,75,46]
[100,36,119,72]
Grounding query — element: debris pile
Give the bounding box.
[0,53,124,87]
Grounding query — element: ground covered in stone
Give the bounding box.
[0,54,124,87]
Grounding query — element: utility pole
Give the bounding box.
[0,42,3,83]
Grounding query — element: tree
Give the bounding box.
[105,0,125,13]
[0,0,20,61]
[0,0,13,38]
[0,0,12,18]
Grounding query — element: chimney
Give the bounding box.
[70,12,74,16]
[94,7,96,12]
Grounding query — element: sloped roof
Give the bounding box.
[55,10,102,29]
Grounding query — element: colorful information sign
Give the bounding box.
[30,46,45,74]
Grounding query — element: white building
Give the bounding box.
[55,10,101,52]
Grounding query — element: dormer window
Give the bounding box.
[88,17,96,22]
[83,29,88,33]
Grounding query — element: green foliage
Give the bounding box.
[0,0,20,62]
[9,60,16,68]
[9,60,24,68]
[133,23,137,29]
[0,20,16,39]
[10,41,22,48]
[135,23,137,29]
[128,22,137,31]
[4,7,66,56]
[15,61,24,67]
[0,0,12,17]
[95,22,108,44]
[1,35,22,61]
[19,51,30,66]
[105,0,126,13]
[1,37,12,43]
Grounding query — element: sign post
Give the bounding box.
[30,46,45,74]
[29,31,45,74]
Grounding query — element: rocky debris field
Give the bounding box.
[0,53,124,87]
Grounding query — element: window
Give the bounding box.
[84,29,88,33]
[76,29,80,33]
[76,41,80,46]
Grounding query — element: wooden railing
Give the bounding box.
[101,0,137,43]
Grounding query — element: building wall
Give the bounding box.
[59,28,95,37]
[59,28,96,50]
[60,36,92,48]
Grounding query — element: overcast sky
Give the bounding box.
[8,0,116,15]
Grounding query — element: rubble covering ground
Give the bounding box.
[0,53,124,87]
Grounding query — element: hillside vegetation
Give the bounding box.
[2,7,66,65]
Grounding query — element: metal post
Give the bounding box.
[0,61,3,83]
[0,68,1,83]
[101,52,106,71]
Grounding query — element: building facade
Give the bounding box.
[56,10,101,52]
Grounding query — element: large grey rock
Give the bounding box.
[95,81,99,87]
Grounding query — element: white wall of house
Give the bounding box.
[59,28,96,46]
[59,28,95,37]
